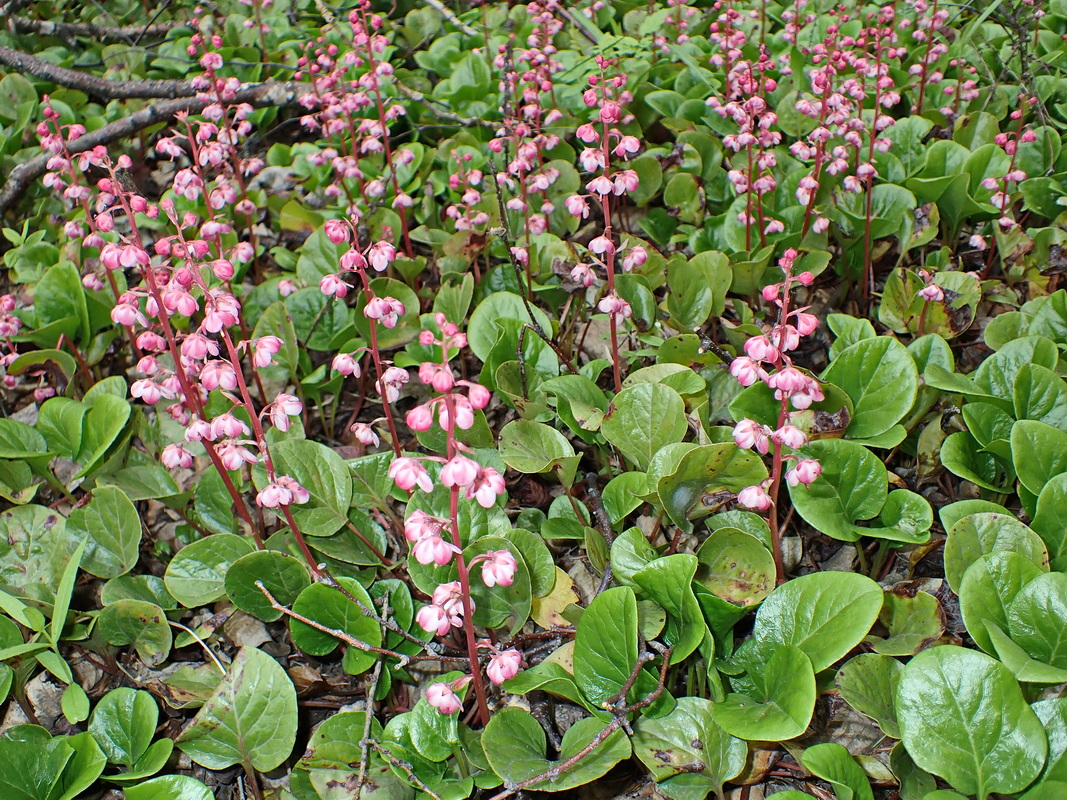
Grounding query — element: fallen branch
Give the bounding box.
[0,79,302,215]
[6,16,184,41]
[0,45,196,100]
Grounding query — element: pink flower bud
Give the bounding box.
[487,649,523,684]
[737,484,773,511]
[426,683,462,715]
[440,455,479,489]
[786,459,822,487]
[406,403,435,432]
[480,549,518,587]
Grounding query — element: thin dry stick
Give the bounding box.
[423,0,479,35]
[488,646,673,800]
[0,80,301,214]
[371,743,443,800]
[5,16,182,40]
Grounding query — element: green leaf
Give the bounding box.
[1007,572,1067,668]
[1032,698,1067,784]
[960,552,1046,654]
[694,528,775,609]
[34,262,89,342]
[897,646,1047,799]
[481,707,631,791]
[666,251,730,329]
[51,539,84,644]
[633,555,704,663]
[75,394,131,479]
[89,688,157,768]
[61,683,90,725]
[466,537,533,634]
[498,420,579,486]
[787,439,887,542]
[164,534,255,607]
[944,512,1048,593]
[100,575,177,610]
[834,653,904,738]
[0,419,48,458]
[66,487,140,579]
[124,775,213,800]
[97,600,172,667]
[0,734,73,800]
[256,439,354,537]
[602,383,688,470]
[289,578,382,676]
[713,643,816,741]
[467,291,553,363]
[752,570,883,672]
[35,398,85,460]
[224,550,310,622]
[1033,474,1067,570]
[1014,364,1067,430]
[802,743,875,800]
[656,444,768,533]
[1013,420,1067,497]
[573,586,639,707]
[54,731,106,800]
[869,591,943,656]
[177,647,298,772]
[822,337,919,438]
[632,697,746,796]
[942,432,1014,492]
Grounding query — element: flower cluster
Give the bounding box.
[732,249,823,512]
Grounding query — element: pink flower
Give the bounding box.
[376,367,409,403]
[413,534,459,566]
[404,510,445,542]
[733,419,771,454]
[794,312,819,336]
[571,264,596,287]
[276,475,310,504]
[918,284,944,302]
[426,683,462,715]
[480,549,517,587]
[210,413,250,440]
[487,649,522,685]
[773,424,808,449]
[217,442,258,471]
[406,403,434,432]
[744,335,778,362]
[416,604,451,636]
[320,273,349,298]
[351,422,379,447]
[440,455,479,489]
[729,357,766,387]
[256,482,293,508]
[597,294,632,318]
[737,484,773,511]
[200,360,238,392]
[364,296,405,328]
[269,394,302,431]
[161,444,193,469]
[466,467,506,508]
[419,362,455,393]
[389,457,433,493]
[367,241,396,272]
[566,195,590,218]
[324,219,350,244]
[464,381,490,410]
[786,459,822,487]
[332,352,361,377]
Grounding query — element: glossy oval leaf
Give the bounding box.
[960,551,1046,654]
[944,512,1048,593]
[164,534,256,608]
[822,337,918,439]
[788,439,887,542]
[897,645,1047,799]
[66,486,140,579]
[602,383,687,470]
[224,550,310,622]
[177,647,298,772]
[752,570,883,671]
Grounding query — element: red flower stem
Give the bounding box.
[443,391,490,726]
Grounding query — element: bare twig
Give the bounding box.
[5,16,184,41]
[0,79,302,215]
[371,743,444,800]
[423,0,479,36]
[488,646,674,800]
[0,45,196,100]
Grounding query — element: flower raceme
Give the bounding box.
[732,250,824,511]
